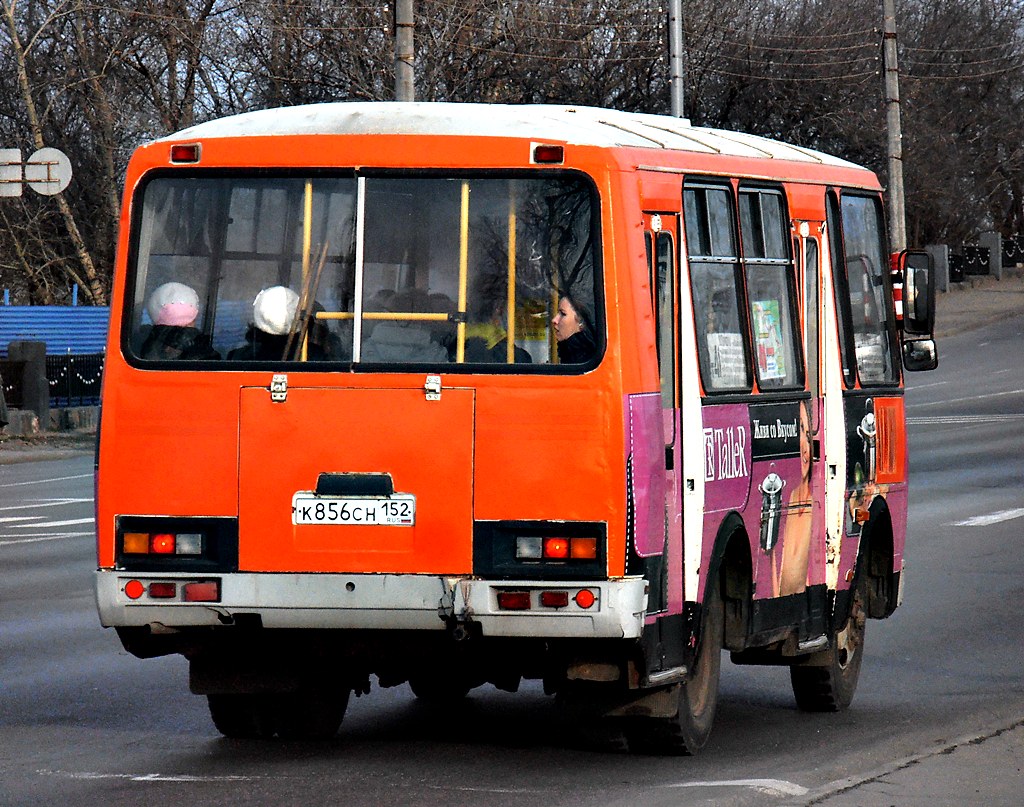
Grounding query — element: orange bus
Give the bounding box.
[95,103,936,753]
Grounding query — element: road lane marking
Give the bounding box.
[952,508,1024,527]
[908,414,1024,425]
[0,516,40,523]
[39,770,258,783]
[660,778,808,797]
[0,472,92,489]
[0,497,91,513]
[0,531,93,546]
[38,768,810,798]
[912,388,1024,409]
[13,517,94,528]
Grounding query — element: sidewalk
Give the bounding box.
[934,266,1024,338]
[796,719,1024,806]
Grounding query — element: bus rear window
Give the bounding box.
[125,173,601,369]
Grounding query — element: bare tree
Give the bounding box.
[1,0,1022,305]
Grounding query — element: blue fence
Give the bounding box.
[0,305,109,357]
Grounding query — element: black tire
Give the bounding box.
[408,673,472,704]
[790,575,867,712]
[208,687,349,740]
[275,686,349,740]
[629,574,724,755]
[207,693,277,739]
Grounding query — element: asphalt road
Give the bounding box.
[2,315,1023,806]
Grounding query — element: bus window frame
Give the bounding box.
[737,183,805,392]
[683,179,753,395]
[826,188,902,389]
[120,167,607,376]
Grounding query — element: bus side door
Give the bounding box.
[796,221,829,601]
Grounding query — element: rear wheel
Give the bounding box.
[207,694,277,739]
[208,686,349,740]
[275,686,349,740]
[629,574,724,755]
[408,672,472,704]
[790,576,867,711]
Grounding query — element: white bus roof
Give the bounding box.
[163,102,862,169]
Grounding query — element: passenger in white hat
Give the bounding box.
[228,285,300,360]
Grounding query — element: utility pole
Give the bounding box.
[394,0,415,102]
[668,0,685,117]
[882,0,906,251]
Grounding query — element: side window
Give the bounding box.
[826,192,856,387]
[655,231,675,410]
[827,191,899,386]
[684,184,751,392]
[739,188,803,390]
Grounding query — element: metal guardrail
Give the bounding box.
[962,245,990,275]
[44,353,103,407]
[1005,235,1024,266]
[0,359,26,408]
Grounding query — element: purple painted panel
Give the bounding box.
[702,403,752,513]
[626,392,666,558]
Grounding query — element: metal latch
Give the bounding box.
[424,374,441,401]
[270,373,288,403]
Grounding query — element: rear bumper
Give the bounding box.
[95,571,648,639]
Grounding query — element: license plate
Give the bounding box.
[292,493,416,526]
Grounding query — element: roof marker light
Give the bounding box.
[170,143,201,164]
[532,144,564,164]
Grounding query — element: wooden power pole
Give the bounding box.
[395,0,415,102]
[883,0,906,251]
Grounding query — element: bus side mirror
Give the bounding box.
[896,249,938,371]
[902,337,937,372]
[899,249,935,338]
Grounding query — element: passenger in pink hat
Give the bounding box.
[138,282,219,360]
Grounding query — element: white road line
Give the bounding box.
[906,379,950,391]
[661,778,809,797]
[13,517,94,528]
[39,770,258,783]
[952,508,1024,527]
[0,516,40,523]
[0,531,93,546]
[908,414,1024,425]
[913,388,1024,408]
[38,769,809,798]
[0,472,92,489]
[0,497,91,513]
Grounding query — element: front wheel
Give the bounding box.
[629,574,724,755]
[790,576,867,711]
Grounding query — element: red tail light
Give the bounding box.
[497,591,531,610]
[574,589,596,609]
[148,582,177,598]
[183,581,220,602]
[540,591,569,608]
[150,533,176,554]
[543,538,570,559]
